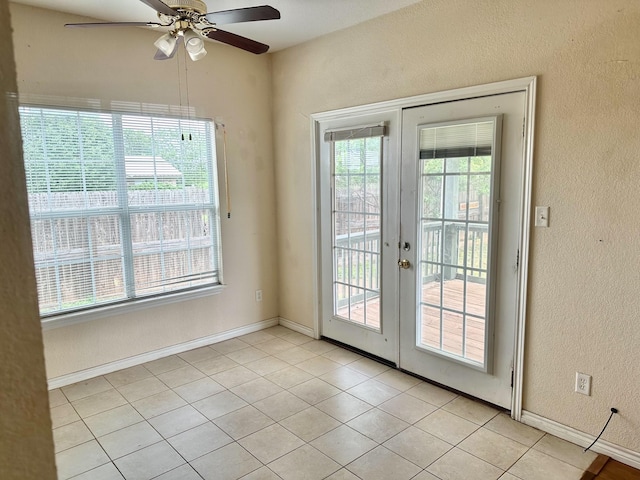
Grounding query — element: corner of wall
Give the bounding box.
[0,0,57,477]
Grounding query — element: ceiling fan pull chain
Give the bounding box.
[185,51,192,137]
[177,45,184,141]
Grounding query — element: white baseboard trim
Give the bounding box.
[521,410,640,470]
[48,317,279,390]
[278,317,317,339]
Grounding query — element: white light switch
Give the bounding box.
[535,206,549,227]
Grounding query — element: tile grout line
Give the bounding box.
[53,326,586,480]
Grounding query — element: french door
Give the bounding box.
[318,111,400,362]
[318,88,528,409]
[399,93,525,408]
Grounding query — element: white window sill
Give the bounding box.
[41,284,225,331]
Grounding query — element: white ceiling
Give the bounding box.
[11,0,422,52]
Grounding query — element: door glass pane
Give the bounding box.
[421,266,441,307]
[422,176,443,218]
[465,315,486,364]
[417,119,496,366]
[446,157,468,173]
[442,311,464,356]
[421,305,441,350]
[332,136,382,330]
[421,223,442,264]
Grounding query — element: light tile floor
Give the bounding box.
[50,326,597,480]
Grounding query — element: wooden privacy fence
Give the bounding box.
[28,188,211,212]
[333,192,381,236]
[28,188,215,313]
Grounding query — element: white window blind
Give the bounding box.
[420,121,494,159]
[19,106,222,317]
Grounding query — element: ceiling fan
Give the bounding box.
[65,0,281,61]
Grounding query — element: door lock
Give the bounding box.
[398,259,411,269]
[398,241,411,251]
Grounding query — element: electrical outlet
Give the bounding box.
[255,289,263,302]
[575,372,591,396]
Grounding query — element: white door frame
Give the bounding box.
[310,76,536,419]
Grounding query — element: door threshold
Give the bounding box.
[322,335,509,414]
[399,367,509,414]
[321,336,397,368]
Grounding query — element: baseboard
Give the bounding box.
[521,410,640,470]
[278,317,317,339]
[47,317,279,390]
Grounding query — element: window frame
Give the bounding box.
[20,104,225,330]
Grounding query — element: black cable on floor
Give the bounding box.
[584,407,618,453]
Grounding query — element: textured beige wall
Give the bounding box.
[272,0,640,452]
[10,3,278,378]
[0,1,57,478]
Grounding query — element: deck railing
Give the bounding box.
[334,230,380,309]
[334,222,489,310]
[422,221,489,283]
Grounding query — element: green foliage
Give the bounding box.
[333,137,381,207]
[21,109,117,192]
[19,108,213,193]
[123,118,211,190]
[422,156,492,218]
[334,137,380,174]
[129,181,179,190]
[40,296,94,314]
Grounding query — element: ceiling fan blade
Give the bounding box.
[65,21,163,28]
[154,36,182,60]
[139,0,179,17]
[205,28,269,54]
[205,5,280,25]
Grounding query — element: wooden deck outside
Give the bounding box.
[336,278,486,363]
[582,454,640,480]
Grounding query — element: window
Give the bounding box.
[329,131,383,330]
[19,106,223,318]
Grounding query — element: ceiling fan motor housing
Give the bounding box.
[167,0,207,14]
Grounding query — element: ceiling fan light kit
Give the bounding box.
[154,31,178,56]
[182,28,207,61]
[65,0,281,60]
